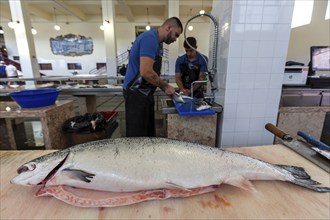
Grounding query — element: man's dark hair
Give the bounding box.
[184,37,197,49]
[163,17,183,30]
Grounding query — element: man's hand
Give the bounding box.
[164,84,175,96]
[180,88,191,96]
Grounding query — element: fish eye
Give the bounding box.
[17,163,36,174]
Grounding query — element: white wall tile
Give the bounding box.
[262,6,279,24]
[250,104,267,118]
[222,117,237,132]
[221,132,235,147]
[260,24,277,40]
[229,40,243,57]
[225,89,239,104]
[278,5,294,24]
[242,41,259,57]
[252,88,269,104]
[239,75,255,89]
[256,58,273,73]
[269,73,284,89]
[234,131,249,146]
[223,104,237,119]
[227,57,242,73]
[237,88,254,103]
[246,5,263,23]
[226,73,241,89]
[248,131,263,146]
[236,103,252,119]
[244,24,261,40]
[254,74,271,89]
[258,41,275,57]
[231,24,245,40]
[241,57,257,73]
[273,41,289,57]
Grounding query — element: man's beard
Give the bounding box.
[164,31,173,45]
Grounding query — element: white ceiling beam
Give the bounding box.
[52,0,87,21]
[117,0,134,22]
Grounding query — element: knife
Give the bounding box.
[265,123,330,173]
[297,131,330,151]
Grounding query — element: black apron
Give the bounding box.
[124,55,162,137]
[179,62,204,98]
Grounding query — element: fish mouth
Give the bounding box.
[38,152,69,185]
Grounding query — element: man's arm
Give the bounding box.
[139,56,175,95]
[175,72,190,96]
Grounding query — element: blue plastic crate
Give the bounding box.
[173,98,215,116]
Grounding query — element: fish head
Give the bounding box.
[10,150,69,186]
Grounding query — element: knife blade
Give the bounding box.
[265,123,330,173]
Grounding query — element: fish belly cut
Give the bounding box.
[35,185,218,207]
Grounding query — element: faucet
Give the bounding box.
[184,13,219,104]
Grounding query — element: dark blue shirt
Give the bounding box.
[0,65,6,78]
[175,52,208,74]
[123,29,160,90]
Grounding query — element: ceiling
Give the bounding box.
[0,0,213,25]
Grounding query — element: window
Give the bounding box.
[39,63,53,70]
[291,0,314,28]
[96,63,106,70]
[67,63,82,70]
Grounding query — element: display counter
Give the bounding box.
[277,87,330,145]
[1,144,329,219]
[162,99,223,147]
[0,100,75,150]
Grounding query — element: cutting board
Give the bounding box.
[1,144,329,219]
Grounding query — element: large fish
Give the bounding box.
[11,137,330,207]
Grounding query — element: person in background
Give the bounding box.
[175,37,208,98]
[0,61,7,85]
[6,62,18,86]
[123,17,183,137]
[119,64,127,76]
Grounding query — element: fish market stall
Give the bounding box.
[1,144,329,219]
[162,98,223,147]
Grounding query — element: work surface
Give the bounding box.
[1,144,329,219]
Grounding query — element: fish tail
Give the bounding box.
[277,165,330,193]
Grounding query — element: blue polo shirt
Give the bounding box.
[175,53,208,74]
[123,29,160,90]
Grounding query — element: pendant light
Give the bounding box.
[99,7,105,31]
[31,27,37,35]
[188,8,193,31]
[199,0,205,15]
[53,7,61,31]
[146,8,150,30]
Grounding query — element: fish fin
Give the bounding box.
[62,168,95,183]
[277,165,330,193]
[224,176,257,192]
[165,181,192,191]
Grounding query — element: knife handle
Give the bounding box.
[265,123,293,141]
[297,131,330,151]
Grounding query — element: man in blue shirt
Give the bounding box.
[175,37,208,98]
[123,17,183,137]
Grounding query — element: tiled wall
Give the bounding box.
[212,0,294,148]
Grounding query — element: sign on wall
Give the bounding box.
[50,34,93,56]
